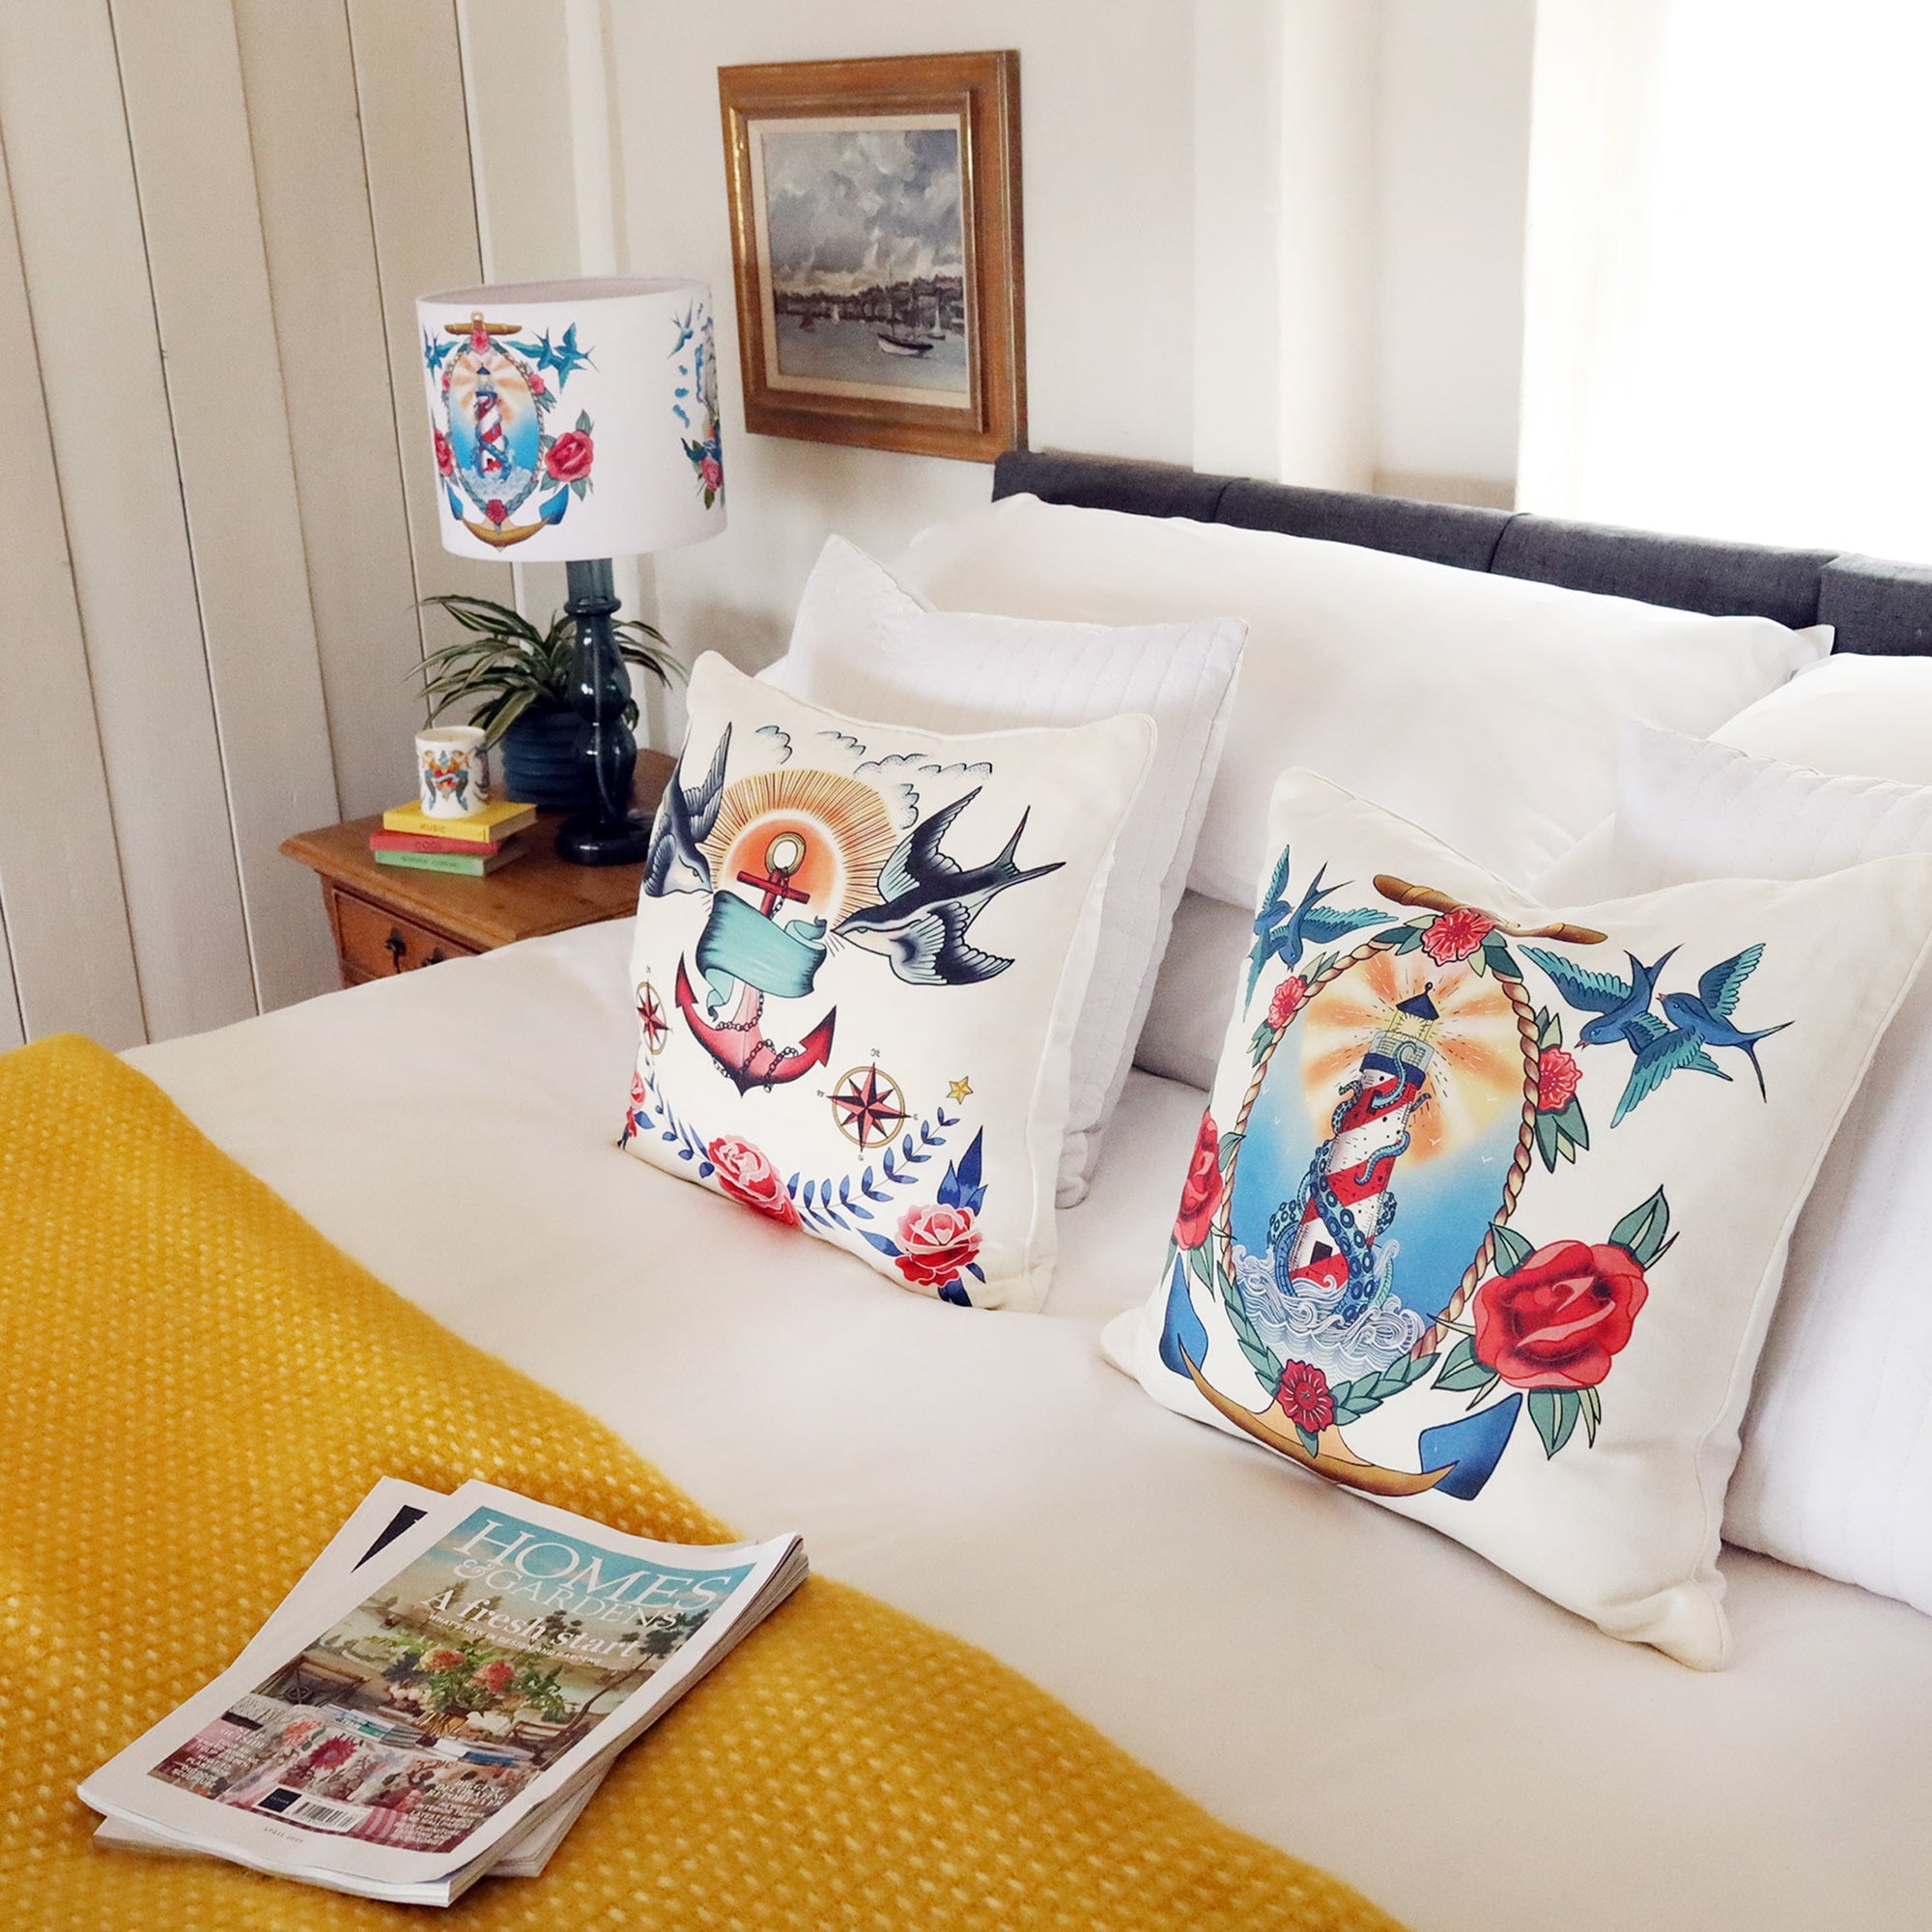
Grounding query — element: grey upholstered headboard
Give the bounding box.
[991,449,1932,660]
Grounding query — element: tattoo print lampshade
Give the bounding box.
[415,276,725,563]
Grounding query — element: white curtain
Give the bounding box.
[1518,0,1932,559]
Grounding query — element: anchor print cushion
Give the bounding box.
[1103,769,1932,1666]
[622,652,1154,1312]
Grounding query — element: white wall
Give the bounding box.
[1276,0,1383,491]
[1374,0,1535,505]
[605,0,1199,681]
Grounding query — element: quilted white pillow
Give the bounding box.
[1106,767,1932,1665]
[624,654,1152,1312]
[1614,723,1932,1615]
[769,536,1244,1205]
[892,493,1831,904]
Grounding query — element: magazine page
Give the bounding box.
[97,1481,611,1875]
[81,1482,799,1894]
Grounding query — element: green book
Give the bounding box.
[372,844,521,878]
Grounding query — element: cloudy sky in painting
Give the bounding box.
[759,124,964,294]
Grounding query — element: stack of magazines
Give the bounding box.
[80,1480,806,1905]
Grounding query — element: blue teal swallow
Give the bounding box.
[1520,946,1679,1047]
[1245,847,1381,1006]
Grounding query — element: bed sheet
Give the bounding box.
[129,922,1932,1932]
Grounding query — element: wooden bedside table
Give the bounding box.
[282,750,674,988]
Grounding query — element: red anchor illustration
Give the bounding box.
[677,830,837,1093]
[674,963,835,1093]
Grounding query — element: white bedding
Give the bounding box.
[130,923,1932,1932]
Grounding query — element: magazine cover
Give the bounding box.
[97,1481,611,1877]
[82,1483,794,1893]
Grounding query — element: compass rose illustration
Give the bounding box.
[637,980,669,1056]
[830,1062,909,1150]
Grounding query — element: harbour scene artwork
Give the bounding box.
[753,117,972,404]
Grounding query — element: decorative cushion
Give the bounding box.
[1613,724,1932,1617]
[623,654,1153,1311]
[891,493,1831,904]
[766,536,1244,1206]
[1103,769,1932,1666]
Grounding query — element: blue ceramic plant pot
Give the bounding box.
[498,706,592,812]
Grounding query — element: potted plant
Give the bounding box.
[414,594,682,812]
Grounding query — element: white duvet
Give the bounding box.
[131,923,1932,1932]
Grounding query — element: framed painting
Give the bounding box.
[719,51,1024,463]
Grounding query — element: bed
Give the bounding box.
[128,454,1932,1932]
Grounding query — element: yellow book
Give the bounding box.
[381,799,538,843]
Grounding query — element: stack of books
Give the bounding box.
[372,800,540,877]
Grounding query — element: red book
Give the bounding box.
[369,828,506,857]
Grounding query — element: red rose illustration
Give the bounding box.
[421,1647,466,1675]
[1472,1239,1649,1390]
[472,1659,514,1694]
[1172,1111,1225,1251]
[893,1201,981,1291]
[544,429,595,482]
[699,454,724,494]
[433,428,454,477]
[705,1134,800,1227]
[1276,1360,1336,1434]
[1267,974,1310,1030]
[1421,906,1495,965]
[484,498,507,526]
[1536,1045,1580,1113]
[527,371,546,396]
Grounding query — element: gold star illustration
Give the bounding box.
[947,1076,974,1104]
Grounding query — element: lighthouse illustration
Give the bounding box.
[1267,984,1440,1322]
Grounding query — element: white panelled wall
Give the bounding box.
[0,0,507,1049]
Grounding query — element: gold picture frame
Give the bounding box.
[719,51,1025,462]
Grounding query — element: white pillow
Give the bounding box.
[1614,722,1932,1616]
[625,654,1153,1312]
[769,536,1244,1205]
[1133,892,1250,1092]
[1714,652,1932,782]
[892,494,1831,904]
[1105,767,1932,1665]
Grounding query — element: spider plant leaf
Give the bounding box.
[426,605,517,639]
[423,592,547,647]
[477,686,542,743]
[419,660,531,690]
[415,643,517,678]
[615,644,676,686]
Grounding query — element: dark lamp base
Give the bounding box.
[554,554,659,869]
[555,810,654,867]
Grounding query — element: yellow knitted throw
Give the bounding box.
[0,1036,1402,1931]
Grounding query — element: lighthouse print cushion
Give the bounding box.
[622,653,1153,1311]
[1104,769,1932,1666]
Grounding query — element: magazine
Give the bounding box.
[94,1481,605,1879]
[80,1480,806,1905]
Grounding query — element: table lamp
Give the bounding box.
[415,276,725,865]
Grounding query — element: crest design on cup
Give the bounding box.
[416,727,490,818]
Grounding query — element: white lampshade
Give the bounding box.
[415,276,725,562]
